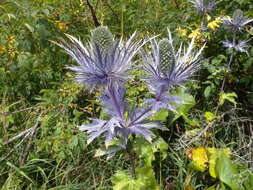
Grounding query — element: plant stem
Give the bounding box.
[215,51,234,114]
[126,140,136,179]
[86,0,100,27]
[108,85,124,119]
[220,52,234,93]
[215,31,237,114]
[128,107,152,127]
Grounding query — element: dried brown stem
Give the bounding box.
[19,112,43,166]
[85,0,100,27]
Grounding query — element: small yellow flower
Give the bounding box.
[177,27,187,37]
[206,14,211,21]
[0,46,7,55]
[10,51,16,57]
[55,20,68,30]
[188,28,201,39]
[8,35,16,45]
[207,17,222,30]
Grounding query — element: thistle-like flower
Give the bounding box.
[52,26,143,90]
[79,85,168,148]
[223,39,252,55]
[221,9,253,32]
[189,0,216,14]
[142,30,205,111]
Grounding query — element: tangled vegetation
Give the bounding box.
[0,0,253,189]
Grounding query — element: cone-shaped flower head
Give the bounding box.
[158,38,173,74]
[52,26,143,90]
[91,26,114,53]
[221,9,253,32]
[142,30,205,111]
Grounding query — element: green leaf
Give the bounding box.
[134,137,168,166]
[204,86,211,98]
[170,87,196,125]
[243,173,253,190]
[205,112,217,123]
[112,167,160,190]
[1,173,22,190]
[219,183,228,190]
[218,92,237,106]
[24,23,34,33]
[151,109,168,122]
[206,185,217,190]
[135,166,160,190]
[6,162,34,184]
[215,152,244,190]
[152,137,169,160]
[69,135,78,149]
[111,171,137,190]
[207,148,218,178]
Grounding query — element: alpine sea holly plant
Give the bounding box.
[53,26,204,179]
[219,9,253,93]
[189,0,216,15]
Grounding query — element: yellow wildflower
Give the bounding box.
[207,17,222,30]
[177,27,187,37]
[8,35,16,45]
[188,28,201,39]
[0,46,7,55]
[55,20,68,30]
[9,50,16,58]
[206,14,211,21]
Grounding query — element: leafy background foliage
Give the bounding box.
[0,0,253,189]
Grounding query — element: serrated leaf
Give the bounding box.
[112,168,160,190]
[111,171,137,190]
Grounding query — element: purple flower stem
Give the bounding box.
[128,107,153,127]
[108,85,124,120]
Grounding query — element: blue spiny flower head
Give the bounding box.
[52,26,143,90]
[189,0,216,14]
[222,38,252,56]
[142,29,205,111]
[221,9,253,32]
